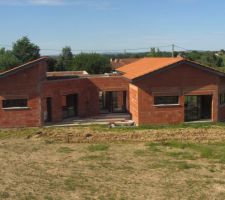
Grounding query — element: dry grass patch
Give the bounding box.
[87,144,109,152]
[1,139,225,199]
[1,125,225,199]
[57,147,74,154]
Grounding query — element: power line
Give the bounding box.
[0,43,191,54]
[174,45,190,52]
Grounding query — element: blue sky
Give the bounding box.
[0,0,225,55]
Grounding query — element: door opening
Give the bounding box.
[99,91,127,114]
[63,94,78,119]
[46,97,52,122]
[184,95,212,122]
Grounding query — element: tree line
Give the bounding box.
[146,48,225,68]
[1,37,225,74]
[0,37,112,74]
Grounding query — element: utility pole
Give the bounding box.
[172,44,175,58]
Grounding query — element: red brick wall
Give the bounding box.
[129,84,139,125]
[0,61,47,128]
[43,78,99,122]
[43,76,129,123]
[88,76,129,91]
[2,58,224,127]
[133,63,220,125]
[218,77,225,121]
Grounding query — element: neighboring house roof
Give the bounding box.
[0,57,48,78]
[116,57,225,81]
[111,58,140,69]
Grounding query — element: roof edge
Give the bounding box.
[0,57,48,78]
[131,59,225,82]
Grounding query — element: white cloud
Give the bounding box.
[28,0,65,5]
[0,0,111,9]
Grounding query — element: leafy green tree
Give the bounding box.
[200,52,224,67]
[147,48,172,57]
[72,53,112,74]
[56,46,73,71]
[185,51,202,61]
[47,57,57,71]
[0,48,20,71]
[12,36,40,63]
[185,51,224,68]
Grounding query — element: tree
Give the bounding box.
[185,51,202,61]
[47,57,57,72]
[72,53,112,74]
[56,46,73,71]
[220,49,225,55]
[200,52,224,67]
[185,51,224,68]
[0,48,20,71]
[147,48,172,57]
[12,36,40,63]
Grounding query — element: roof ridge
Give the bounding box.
[116,57,192,80]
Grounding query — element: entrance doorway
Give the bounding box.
[99,91,127,113]
[45,97,52,122]
[63,94,78,119]
[184,95,212,122]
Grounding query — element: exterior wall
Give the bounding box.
[129,84,139,125]
[88,76,129,91]
[133,63,220,125]
[43,76,129,123]
[0,61,47,128]
[1,58,225,128]
[218,77,225,121]
[43,78,99,123]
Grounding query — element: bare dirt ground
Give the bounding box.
[1,124,225,199]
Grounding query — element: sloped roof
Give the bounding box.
[0,57,47,78]
[117,57,185,80]
[111,58,140,69]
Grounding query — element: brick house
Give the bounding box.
[0,56,225,127]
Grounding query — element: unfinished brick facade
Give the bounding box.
[129,63,220,125]
[0,59,47,128]
[0,57,225,128]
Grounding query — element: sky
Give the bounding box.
[0,0,225,55]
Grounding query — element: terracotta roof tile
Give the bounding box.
[116,57,185,80]
[111,58,140,69]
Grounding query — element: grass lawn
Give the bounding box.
[1,124,225,199]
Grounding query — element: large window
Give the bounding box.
[220,93,225,105]
[2,99,28,108]
[154,96,179,105]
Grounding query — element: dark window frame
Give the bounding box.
[2,99,28,109]
[154,96,179,105]
[220,93,225,105]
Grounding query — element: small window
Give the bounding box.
[220,93,225,105]
[2,99,28,108]
[154,96,179,105]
